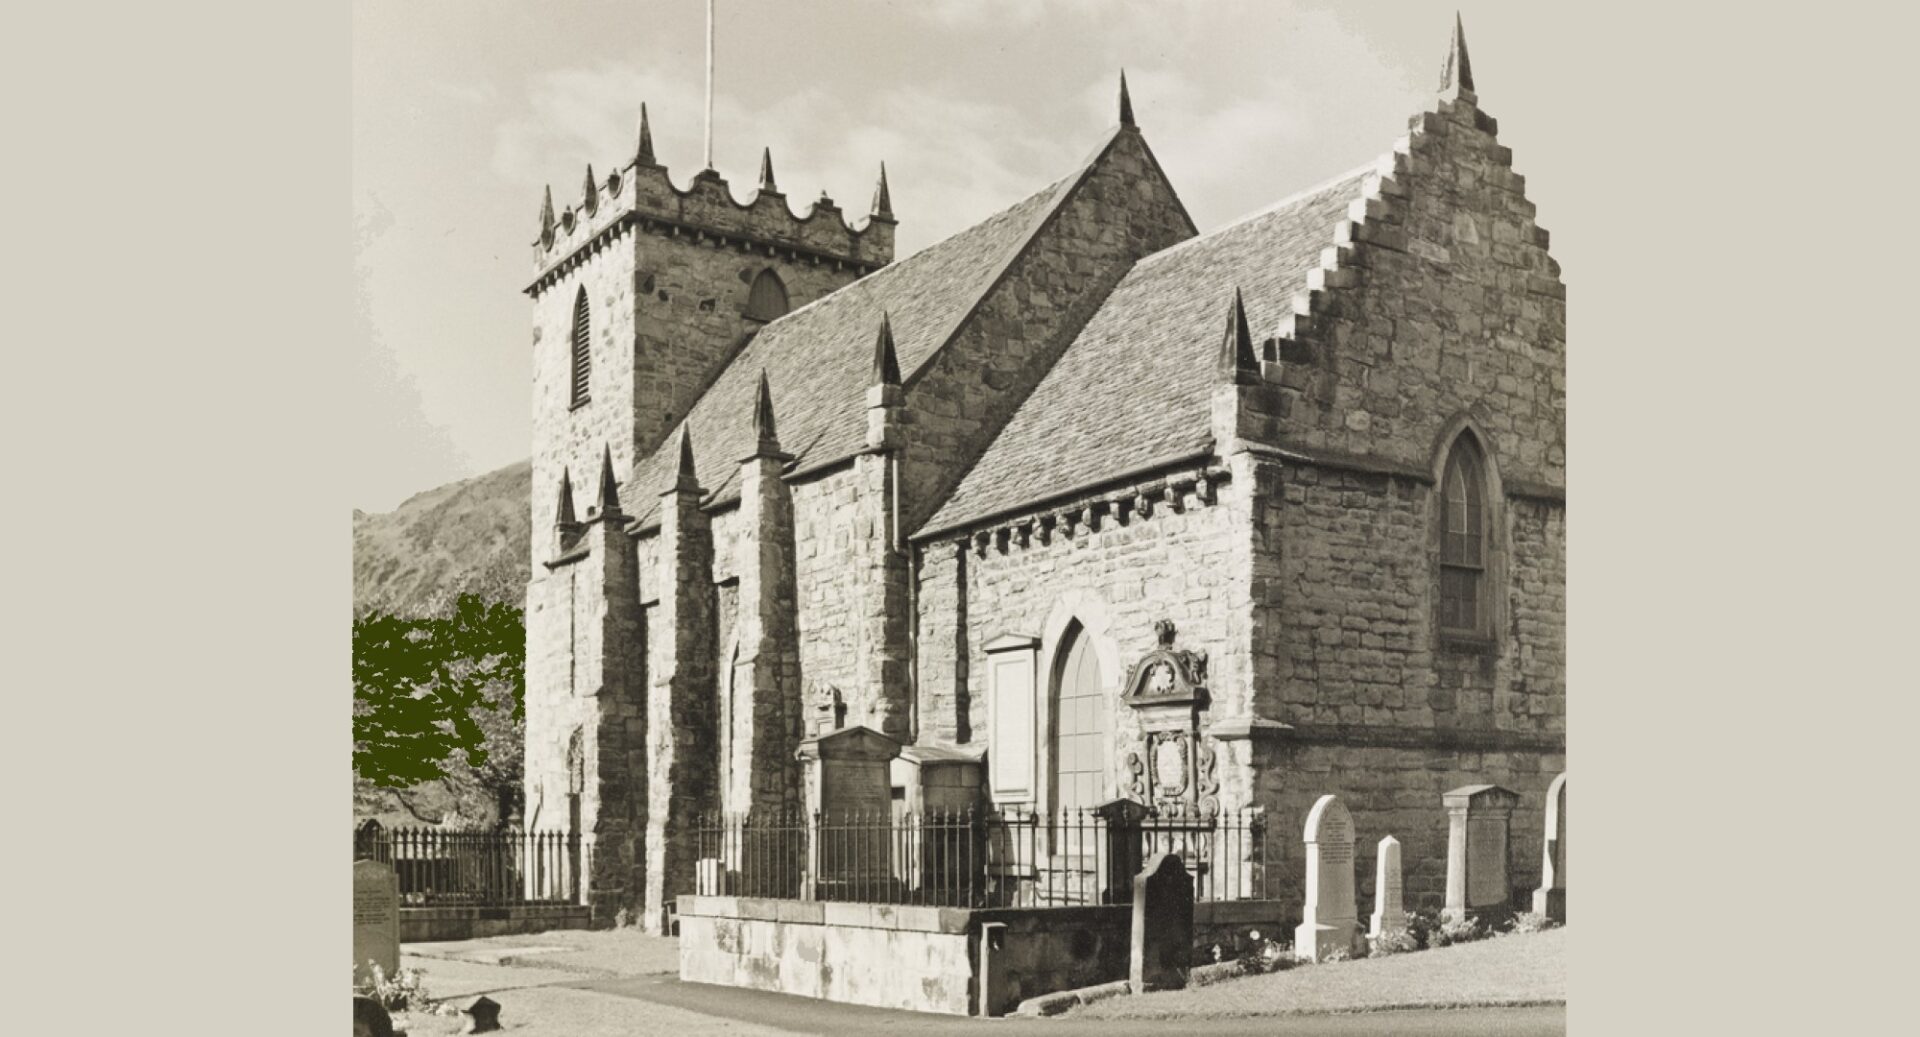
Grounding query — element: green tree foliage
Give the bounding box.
[353,595,524,800]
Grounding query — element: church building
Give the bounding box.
[520,20,1565,931]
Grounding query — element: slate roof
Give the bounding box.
[920,167,1374,537]
[622,169,1083,527]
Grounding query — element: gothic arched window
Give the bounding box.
[1050,622,1109,814]
[1438,432,1489,637]
[569,288,591,409]
[744,268,789,323]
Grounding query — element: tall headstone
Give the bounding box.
[1531,772,1566,922]
[1369,834,1406,939]
[352,859,400,987]
[795,725,901,898]
[1293,794,1359,961]
[1129,853,1193,994]
[1442,783,1520,926]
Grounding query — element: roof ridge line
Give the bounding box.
[899,125,1130,391]
[1136,159,1379,268]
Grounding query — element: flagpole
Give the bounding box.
[704,0,715,171]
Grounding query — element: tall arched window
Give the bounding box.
[1051,623,1109,813]
[1439,432,1489,637]
[744,268,789,323]
[569,288,591,409]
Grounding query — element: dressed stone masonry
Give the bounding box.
[520,17,1564,929]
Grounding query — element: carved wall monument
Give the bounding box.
[1118,621,1217,819]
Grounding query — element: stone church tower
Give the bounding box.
[520,106,895,923]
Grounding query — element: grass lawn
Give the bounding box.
[1073,928,1565,1020]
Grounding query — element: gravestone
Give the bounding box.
[351,995,394,1037]
[1531,772,1566,922]
[1293,794,1359,961]
[796,725,901,896]
[977,921,1010,1017]
[1442,784,1520,926]
[352,859,400,987]
[1129,852,1193,994]
[1369,834,1406,939]
[462,995,502,1034]
[1094,798,1150,904]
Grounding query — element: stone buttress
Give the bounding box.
[730,371,803,815]
[856,316,912,741]
[521,449,646,923]
[643,429,720,932]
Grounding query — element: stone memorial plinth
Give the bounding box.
[1293,794,1359,961]
[1531,772,1566,922]
[898,744,986,897]
[1442,783,1520,926]
[352,859,400,987]
[1095,798,1150,904]
[1369,834,1406,939]
[1130,852,1193,994]
[796,725,901,897]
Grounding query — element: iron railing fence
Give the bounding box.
[688,805,1279,908]
[353,824,579,907]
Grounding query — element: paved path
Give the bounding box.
[583,972,1565,1035]
[399,938,1563,1036]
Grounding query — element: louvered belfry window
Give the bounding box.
[1439,434,1488,636]
[569,288,591,408]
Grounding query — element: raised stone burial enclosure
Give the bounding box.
[678,894,1288,1016]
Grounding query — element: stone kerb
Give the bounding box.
[352,859,400,987]
[1369,834,1406,940]
[1531,772,1566,922]
[1129,852,1194,994]
[1293,794,1360,962]
[1442,783,1520,926]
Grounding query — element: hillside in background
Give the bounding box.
[353,458,530,826]
[354,458,531,617]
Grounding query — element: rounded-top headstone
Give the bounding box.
[1533,772,1567,922]
[1541,772,1567,886]
[1296,795,1359,961]
[1303,794,1354,846]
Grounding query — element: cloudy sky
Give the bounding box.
[352,0,1578,513]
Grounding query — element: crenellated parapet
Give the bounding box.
[528,106,895,298]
